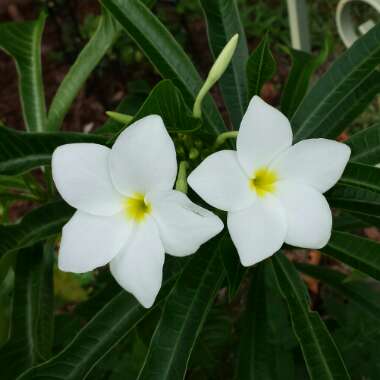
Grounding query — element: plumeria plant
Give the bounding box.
[0,0,380,379]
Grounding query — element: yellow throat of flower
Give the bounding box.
[249,167,277,197]
[123,193,152,222]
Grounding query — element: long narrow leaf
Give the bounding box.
[235,261,295,379]
[323,231,380,281]
[246,35,276,99]
[101,0,226,135]
[17,262,181,380]
[281,40,329,118]
[137,237,225,380]
[327,184,380,217]
[199,0,248,128]
[296,263,380,320]
[346,123,380,165]
[0,201,73,262]
[292,23,380,141]
[0,13,47,132]
[0,243,53,379]
[340,162,380,193]
[0,126,106,176]
[272,254,350,380]
[47,8,121,131]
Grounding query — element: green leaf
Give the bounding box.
[346,124,380,165]
[17,265,180,380]
[199,0,248,128]
[292,23,380,141]
[95,91,147,135]
[333,211,371,231]
[0,13,47,132]
[0,250,16,286]
[101,0,226,135]
[340,162,380,193]
[235,261,295,379]
[280,39,329,118]
[219,234,246,300]
[137,237,224,380]
[0,243,54,379]
[189,306,232,376]
[47,8,121,131]
[0,126,107,176]
[272,254,350,380]
[132,80,201,133]
[0,201,73,262]
[323,231,380,281]
[327,184,380,218]
[246,35,276,99]
[296,263,380,321]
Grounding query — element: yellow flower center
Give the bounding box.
[123,193,152,222]
[249,167,278,197]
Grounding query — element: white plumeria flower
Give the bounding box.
[188,96,351,267]
[52,115,223,308]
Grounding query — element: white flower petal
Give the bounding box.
[58,211,131,273]
[275,180,332,249]
[110,217,165,308]
[148,190,224,256]
[52,144,123,216]
[237,96,293,175]
[188,150,254,212]
[109,115,177,195]
[270,139,351,193]
[227,195,287,267]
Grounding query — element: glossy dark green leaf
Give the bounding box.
[219,234,246,300]
[323,231,380,281]
[0,13,47,132]
[137,237,225,380]
[296,263,380,321]
[96,93,146,135]
[281,39,329,118]
[246,35,276,99]
[101,0,226,135]
[0,126,107,176]
[0,201,73,262]
[189,306,232,376]
[47,8,121,131]
[199,0,248,128]
[236,261,295,379]
[133,80,201,133]
[272,254,350,380]
[333,211,371,231]
[292,23,380,141]
[0,243,54,379]
[18,264,180,380]
[327,184,380,217]
[346,124,380,165]
[340,162,380,193]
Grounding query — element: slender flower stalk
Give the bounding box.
[175,161,190,193]
[193,34,239,118]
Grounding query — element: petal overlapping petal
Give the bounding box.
[109,115,177,195]
[52,144,123,216]
[227,195,287,266]
[237,96,293,176]
[275,180,332,248]
[110,218,165,308]
[58,211,131,273]
[148,190,223,256]
[188,150,254,212]
[270,139,351,193]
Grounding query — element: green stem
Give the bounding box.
[212,131,238,150]
[175,161,190,194]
